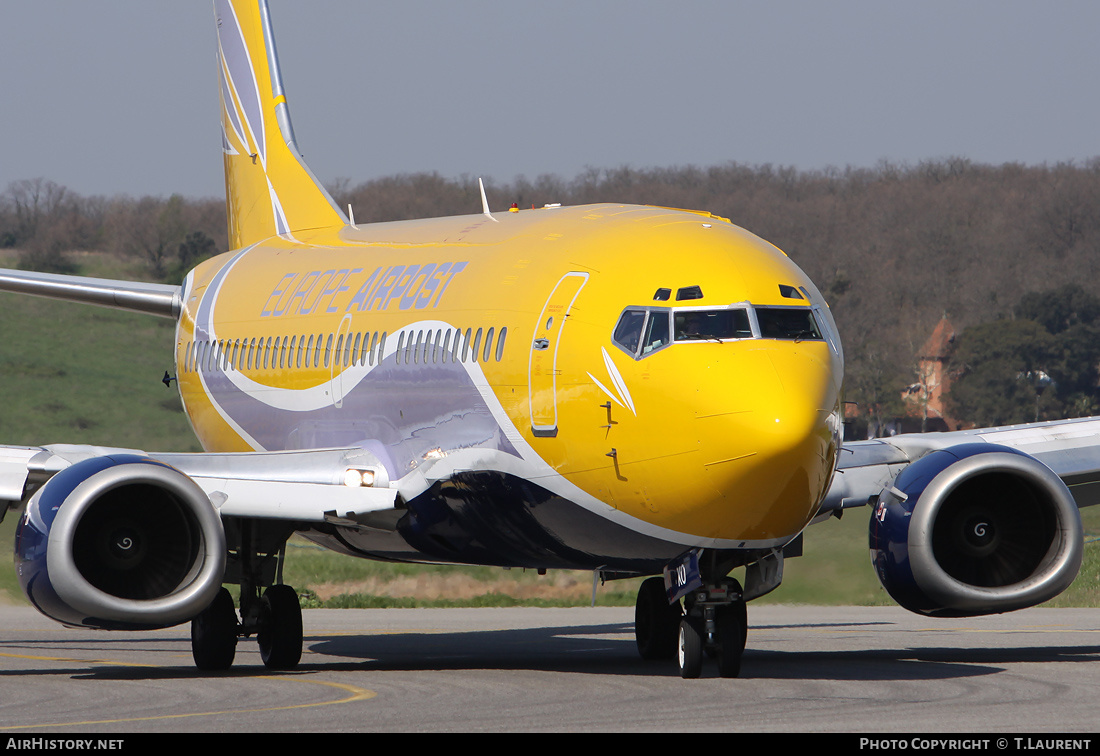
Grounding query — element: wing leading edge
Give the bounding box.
[822,415,1100,516]
[0,444,399,522]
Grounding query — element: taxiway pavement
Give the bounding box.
[0,605,1097,732]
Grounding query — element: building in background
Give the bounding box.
[901,315,958,432]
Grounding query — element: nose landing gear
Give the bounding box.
[635,575,747,678]
[634,576,683,660]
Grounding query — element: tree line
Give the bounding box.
[0,178,225,281]
[5,158,1100,431]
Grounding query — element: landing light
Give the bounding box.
[343,469,376,488]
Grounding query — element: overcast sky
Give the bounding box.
[2,1,1099,199]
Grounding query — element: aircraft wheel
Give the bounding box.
[258,584,303,670]
[635,576,681,660]
[715,600,747,678]
[191,587,238,671]
[678,617,704,679]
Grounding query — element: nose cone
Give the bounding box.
[694,343,840,542]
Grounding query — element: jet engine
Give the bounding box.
[869,443,1082,617]
[14,454,225,629]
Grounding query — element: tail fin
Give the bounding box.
[214,0,346,249]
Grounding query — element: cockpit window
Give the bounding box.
[674,309,752,341]
[676,285,704,301]
[613,309,647,354]
[756,307,823,340]
[642,310,670,354]
[612,302,825,360]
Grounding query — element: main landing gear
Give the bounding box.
[634,575,748,678]
[190,519,303,671]
[190,583,303,671]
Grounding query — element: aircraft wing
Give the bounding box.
[0,443,399,524]
[820,416,1100,517]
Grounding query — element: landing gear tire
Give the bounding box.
[191,587,238,671]
[715,601,747,678]
[678,617,704,679]
[258,584,303,670]
[635,577,681,660]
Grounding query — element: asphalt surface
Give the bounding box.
[0,604,1098,733]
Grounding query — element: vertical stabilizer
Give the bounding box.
[214,0,346,249]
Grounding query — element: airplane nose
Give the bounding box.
[696,346,839,541]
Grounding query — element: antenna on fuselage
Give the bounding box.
[479,177,499,223]
[348,204,359,230]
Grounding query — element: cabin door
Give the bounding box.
[528,272,589,437]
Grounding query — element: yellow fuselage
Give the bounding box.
[175,203,842,555]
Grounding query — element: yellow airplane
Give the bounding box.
[2,0,1095,679]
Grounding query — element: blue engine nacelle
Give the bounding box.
[869,444,1083,617]
[14,455,226,629]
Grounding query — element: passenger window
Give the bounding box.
[496,327,507,361]
[483,327,495,363]
[613,310,647,354]
[472,328,483,362]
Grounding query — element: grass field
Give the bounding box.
[1,249,1100,611]
[0,251,201,453]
